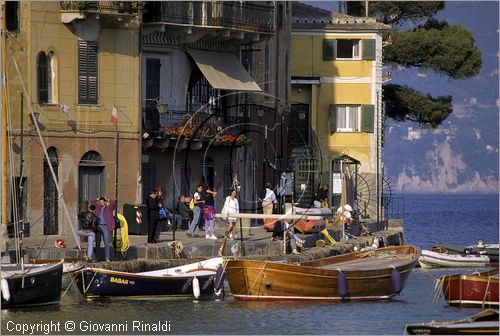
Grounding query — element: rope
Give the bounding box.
[481,275,492,308]
[113,214,129,255]
[168,241,184,258]
[432,276,445,304]
[248,261,268,293]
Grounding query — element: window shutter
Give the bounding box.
[362,39,376,60]
[329,104,337,133]
[87,41,98,104]
[323,39,336,60]
[78,40,98,104]
[361,105,375,133]
[37,52,48,103]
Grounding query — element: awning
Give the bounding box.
[187,49,261,92]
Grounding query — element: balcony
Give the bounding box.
[143,1,275,34]
[142,108,249,150]
[60,1,142,24]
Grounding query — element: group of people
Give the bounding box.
[77,197,115,262]
[76,180,318,260]
[186,183,240,241]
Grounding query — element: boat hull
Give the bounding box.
[1,262,63,308]
[226,246,420,302]
[405,321,499,335]
[440,270,499,307]
[419,250,490,268]
[405,309,499,335]
[75,268,216,299]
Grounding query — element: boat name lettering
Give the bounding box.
[110,277,131,285]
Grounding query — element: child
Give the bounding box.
[203,205,216,239]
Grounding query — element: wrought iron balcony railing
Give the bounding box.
[143,1,275,33]
[59,1,143,14]
[143,107,248,142]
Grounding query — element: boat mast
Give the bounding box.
[1,0,8,238]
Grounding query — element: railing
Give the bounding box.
[143,1,275,33]
[144,108,248,143]
[59,1,143,14]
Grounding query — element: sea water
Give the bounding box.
[1,194,498,335]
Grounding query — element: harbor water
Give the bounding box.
[2,194,498,335]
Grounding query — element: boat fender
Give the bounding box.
[214,265,225,291]
[337,271,347,299]
[1,278,10,301]
[391,267,402,293]
[193,276,200,299]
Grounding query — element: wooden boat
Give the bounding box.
[419,249,490,268]
[437,269,499,308]
[74,257,224,299]
[27,259,84,290]
[433,242,499,262]
[404,309,499,335]
[225,245,420,302]
[1,262,64,308]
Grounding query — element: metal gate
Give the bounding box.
[292,157,320,204]
[43,147,58,235]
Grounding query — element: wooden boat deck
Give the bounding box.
[319,251,415,271]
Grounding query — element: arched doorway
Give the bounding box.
[78,151,105,207]
[43,147,59,235]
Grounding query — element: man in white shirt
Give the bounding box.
[260,182,277,216]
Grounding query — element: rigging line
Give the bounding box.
[5,72,21,263]
[9,43,81,250]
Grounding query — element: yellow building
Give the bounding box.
[290,3,390,219]
[4,2,142,238]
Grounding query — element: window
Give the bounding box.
[78,40,98,104]
[323,39,375,61]
[336,105,360,131]
[37,51,57,104]
[6,1,19,32]
[336,39,360,59]
[37,52,48,103]
[329,104,375,133]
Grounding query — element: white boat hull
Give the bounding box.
[419,250,490,268]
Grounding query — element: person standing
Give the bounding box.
[176,195,193,229]
[222,189,239,239]
[260,182,277,216]
[203,184,217,239]
[77,202,98,261]
[187,184,205,237]
[146,187,162,243]
[90,196,116,262]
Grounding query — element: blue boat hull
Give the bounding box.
[75,268,216,299]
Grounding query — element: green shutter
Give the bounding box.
[361,105,375,133]
[323,39,336,60]
[329,104,337,133]
[362,39,375,60]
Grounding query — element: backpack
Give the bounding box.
[189,197,195,210]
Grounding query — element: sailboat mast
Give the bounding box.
[1,0,8,231]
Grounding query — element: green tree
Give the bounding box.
[347,1,482,128]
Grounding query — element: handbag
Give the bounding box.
[159,207,168,219]
[189,197,195,210]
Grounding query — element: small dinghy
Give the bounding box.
[418,249,490,269]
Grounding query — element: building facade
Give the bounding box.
[140,1,291,213]
[290,3,390,219]
[4,1,142,238]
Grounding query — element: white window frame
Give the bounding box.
[336,105,360,132]
[336,39,361,60]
